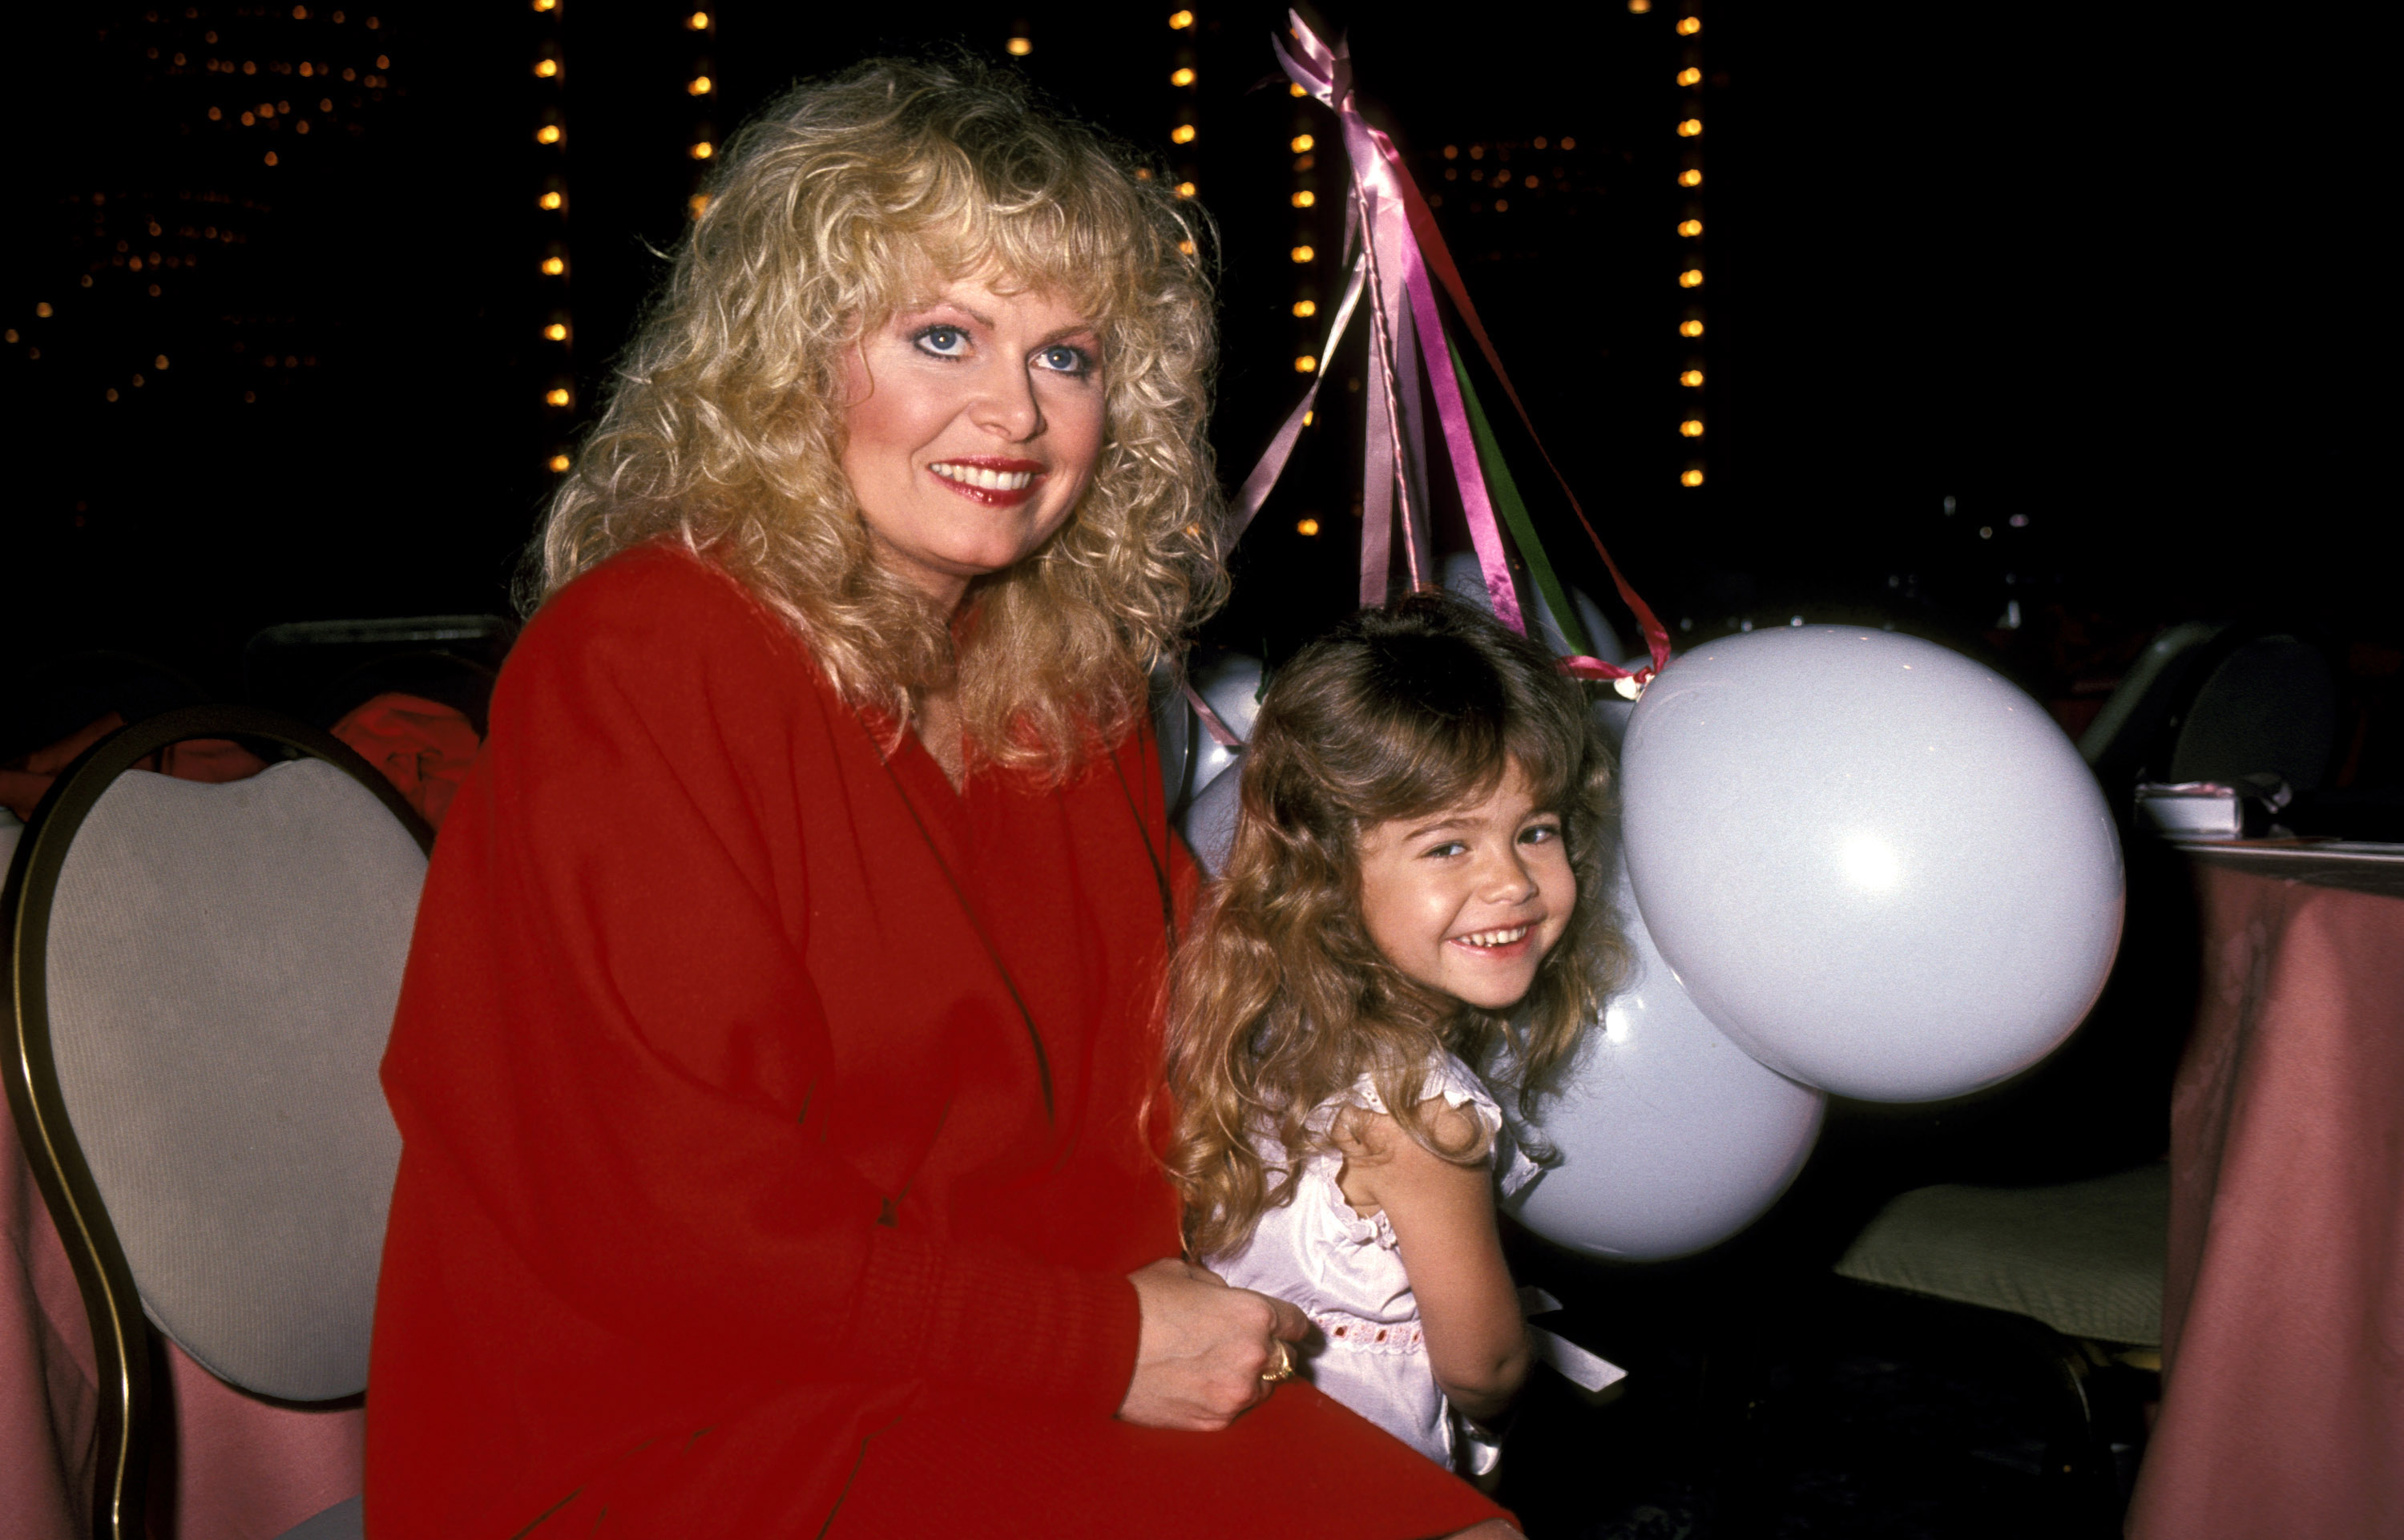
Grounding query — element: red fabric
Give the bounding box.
[0,712,268,821]
[366,546,1502,1538]
[329,691,480,829]
[148,736,270,786]
[2126,861,2404,1540]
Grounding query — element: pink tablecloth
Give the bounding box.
[2,1085,362,1540]
[2127,854,2404,1540]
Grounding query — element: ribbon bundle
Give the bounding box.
[1231,13,1673,696]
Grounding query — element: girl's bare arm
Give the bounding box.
[1335,1106,1531,1423]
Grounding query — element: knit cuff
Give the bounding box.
[847,1228,1143,1417]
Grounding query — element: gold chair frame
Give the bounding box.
[2,703,430,1540]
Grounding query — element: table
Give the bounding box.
[2126,844,2404,1540]
[2,815,364,1540]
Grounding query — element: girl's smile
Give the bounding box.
[1452,924,1533,955]
[1355,761,1575,1011]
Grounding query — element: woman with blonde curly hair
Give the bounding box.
[367,58,1515,1538]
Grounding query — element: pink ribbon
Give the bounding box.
[1182,681,1246,751]
[1229,256,1367,542]
[1354,179,1435,604]
[1271,11,1673,690]
[1280,22,1519,634]
[1404,242,1523,633]
[1355,223,1401,606]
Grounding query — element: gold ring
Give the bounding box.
[1260,1340,1295,1385]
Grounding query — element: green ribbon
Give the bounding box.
[1445,331,1595,659]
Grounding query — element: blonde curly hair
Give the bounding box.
[532,56,1226,776]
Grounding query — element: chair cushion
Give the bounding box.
[1834,1161,2168,1345]
[43,761,422,1401]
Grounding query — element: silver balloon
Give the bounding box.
[1620,627,2123,1103]
[1179,756,1244,878]
[1506,849,1826,1260]
[1441,552,1624,667]
[1180,649,1265,816]
[1589,656,1658,753]
[1151,662,1195,816]
[1592,694,1636,754]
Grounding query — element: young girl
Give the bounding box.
[1166,592,1628,1475]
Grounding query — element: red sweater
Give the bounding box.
[366,546,1502,1537]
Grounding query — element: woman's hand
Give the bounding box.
[1118,1258,1309,1431]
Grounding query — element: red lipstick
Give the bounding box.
[928,456,1045,509]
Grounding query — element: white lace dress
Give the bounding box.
[1205,1052,1541,1473]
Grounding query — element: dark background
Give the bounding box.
[2,1,2391,756]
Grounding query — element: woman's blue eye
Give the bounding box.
[915,325,969,357]
[1035,344,1092,375]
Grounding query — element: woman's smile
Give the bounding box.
[928,455,1044,506]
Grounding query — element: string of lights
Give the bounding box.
[1668,6,1706,490]
[534,0,572,469]
[1115,18,1192,273]
[1282,34,1321,538]
[1168,10,1199,207]
[686,9,717,179]
[1436,136,1572,215]
[23,9,389,413]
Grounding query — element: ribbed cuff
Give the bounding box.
[847,1228,1143,1417]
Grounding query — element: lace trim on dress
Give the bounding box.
[1325,1056,1489,1123]
[1313,1308,1427,1356]
[1305,1054,1543,1211]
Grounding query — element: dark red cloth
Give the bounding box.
[365,546,1502,1538]
[329,691,481,829]
[0,712,268,820]
[2126,857,2404,1539]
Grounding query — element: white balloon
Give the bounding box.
[1507,851,1826,1260]
[1620,627,2122,1103]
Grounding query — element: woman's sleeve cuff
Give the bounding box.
[847,1227,1143,1417]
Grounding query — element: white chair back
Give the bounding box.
[42,760,422,1401]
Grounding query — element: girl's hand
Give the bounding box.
[1119,1258,1310,1430]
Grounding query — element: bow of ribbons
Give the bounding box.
[1230,11,1673,701]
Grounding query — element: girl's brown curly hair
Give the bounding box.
[531,55,1225,776]
[1165,593,1629,1260]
